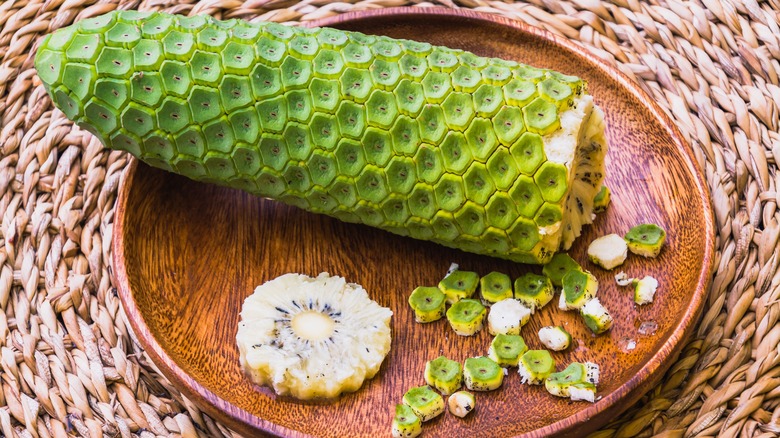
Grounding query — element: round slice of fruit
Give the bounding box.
[236,273,392,399]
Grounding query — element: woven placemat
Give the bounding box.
[1,0,778,436]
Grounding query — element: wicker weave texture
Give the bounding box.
[1,0,779,437]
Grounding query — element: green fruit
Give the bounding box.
[391,404,421,438]
[403,386,445,422]
[542,253,581,288]
[559,270,598,310]
[593,185,610,213]
[580,298,613,334]
[463,357,503,391]
[624,223,666,258]
[37,11,609,265]
[439,270,479,305]
[488,334,528,367]
[479,271,513,304]
[544,362,599,399]
[424,356,463,395]
[517,350,555,385]
[446,299,486,336]
[513,272,554,311]
[408,286,446,323]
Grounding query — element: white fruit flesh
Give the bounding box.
[587,234,628,270]
[569,386,596,402]
[580,298,613,330]
[585,362,600,385]
[487,299,532,335]
[634,276,659,305]
[236,273,392,399]
[538,326,571,351]
[448,391,476,418]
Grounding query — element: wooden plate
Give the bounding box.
[113,8,715,437]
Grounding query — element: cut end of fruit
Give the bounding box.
[291,310,335,341]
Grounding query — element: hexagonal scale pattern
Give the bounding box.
[37,10,599,265]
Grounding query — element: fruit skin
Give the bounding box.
[479,271,513,304]
[543,253,582,287]
[439,270,480,304]
[625,223,666,258]
[513,272,554,311]
[392,404,422,438]
[487,298,531,335]
[488,334,528,367]
[517,350,556,385]
[592,185,610,213]
[36,10,608,265]
[559,270,598,310]
[424,356,463,395]
[587,233,628,270]
[446,299,487,336]
[447,391,476,418]
[408,286,446,323]
[403,386,445,422]
[463,356,504,391]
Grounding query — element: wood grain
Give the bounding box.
[112,8,715,437]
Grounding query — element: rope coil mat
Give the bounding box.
[1,0,778,436]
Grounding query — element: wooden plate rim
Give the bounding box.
[112,7,716,437]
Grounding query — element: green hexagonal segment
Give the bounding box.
[312,49,345,79]
[191,51,222,86]
[434,174,466,212]
[365,90,398,129]
[454,202,487,236]
[130,72,164,106]
[250,63,283,99]
[157,97,191,134]
[408,183,436,219]
[463,162,496,206]
[533,161,569,203]
[160,61,191,97]
[335,101,366,139]
[509,175,544,218]
[485,193,519,229]
[283,122,313,161]
[464,118,499,162]
[386,156,417,195]
[340,67,373,103]
[493,107,525,146]
[362,128,393,166]
[356,166,389,203]
[473,84,503,117]
[523,97,560,135]
[440,132,472,174]
[394,79,425,117]
[508,218,541,251]
[510,132,546,175]
[280,56,312,90]
[486,147,519,191]
[334,138,366,177]
[95,47,133,78]
[442,92,475,131]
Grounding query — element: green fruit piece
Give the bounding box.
[513,273,554,312]
[486,147,519,191]
[464,118,498,162]
[400,39,432,55]
[473,84,503,117]
[83,98,117,136]
[263,22,294,41]
[523,97,560,135]
[593,184,611,213]
[479,271,513,304]
[130,72,164,107]
[361,126,394,165]
[579,298,612,334]
[356,166,388,203]
[451,65,480,93]
[386,156,417,195]
[188,85,222,124]
[160,60,192,97]
[306,191,338,213]
[310,78,339,113]
[110,131,141,156]
[307,150,337,187]
[545,362,589,398]
[258,134,289,170]
[569,382,597,402]
[433,174,465,212]
[196,27,228,50]
[415,144,444,185]
[485,193,519,230]
[204,151,236,180]
[231,144,262,176]
[482,64,512,85]
[191,50,222,86]
[624,223,666,258]
[174,126,205,157]
[391,404,421,438]
[517,350,555,385]
[463,356,503,391]
[340,67,374,103]
[408,184,436,220]
[133,40,164,71]
[405,216,434,240]
[431,211,458,241]
[487,298,531,335]
[398,54,427,80]
[335,101,366,139]
[317,28,348,49]
[463,163,495,206]
[369,59,401,90]
[534,202,563,229]
[106,21,141,46]
[394,79,425,117]
[424,356,463,395]
[288,34,318,59]
[312,49,345,79]
[121,103,155,137]
[538,77,573,108]
[441,92,475,131]
[142,131,175,161]
[280,56,312,90]
[480,228,512,253]
[560,270,598,310]
[503,78,537,106]
[447,391,476,418]
[256,96,287,133]
[454,202,487,237]
[507,218,541,252]
[438,270,479,304]
[408,286,446,323]
[371,39,403,61]
[390,115,420,157]
[492,107,524,146]
[176,15,207,31]
[310,113,341,151]
[282,163,311,193]
[633,275,659,305]
[427,49,459,72]
[44,25,77,51]
[538,326,572,351]
[446,299,486,336]
[334,138,366,177]
[458,52,487,68]
[61,63,96,103]
[440,132,472,174]
[140,14,173,39]
[34,49,64,89]
[488,334,528,367]
[542,253,582,287]
[365,90,398,129]
[402,386,444,422]
[255,168,286,198]
[421,71,452,103]
[510,132,546,175]
[534,161,568,203]
[328,177,358,208]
